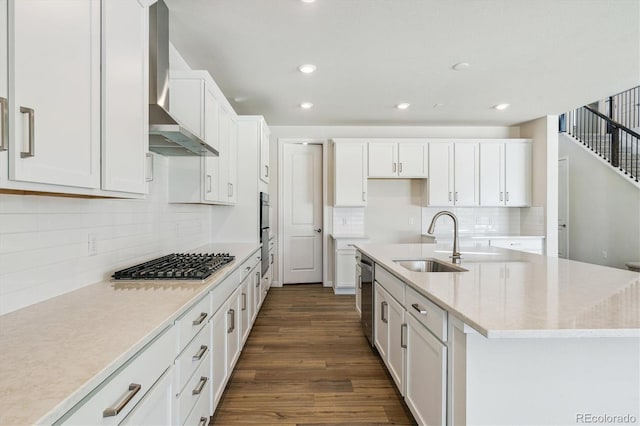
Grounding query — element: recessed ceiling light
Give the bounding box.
[233,96,247,103]
[298,64,317,74]
[300,0,316,3]
[300,102,313,109]
[433,103,445,108]
[494,103,510,110]
[452,62,470,71]
[396,103,410,110]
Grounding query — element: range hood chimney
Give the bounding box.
[148,0,218,156]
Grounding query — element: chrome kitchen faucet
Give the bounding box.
[427,211,462,264]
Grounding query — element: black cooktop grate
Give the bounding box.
[112,253,235,281]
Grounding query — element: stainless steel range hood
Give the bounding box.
[148,0,218,157]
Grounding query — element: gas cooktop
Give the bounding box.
[112,253,235,281]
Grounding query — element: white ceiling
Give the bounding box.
[166,0,640,127]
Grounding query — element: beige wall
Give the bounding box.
[519,116,559,256]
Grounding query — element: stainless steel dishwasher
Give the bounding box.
[359,253,374,347]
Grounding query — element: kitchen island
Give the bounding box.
[356,243,640,425]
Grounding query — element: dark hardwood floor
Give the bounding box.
[211,284,416,425]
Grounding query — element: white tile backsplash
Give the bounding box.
[332,208,365,235]
[422,207,525,237]
[0,155,215,315]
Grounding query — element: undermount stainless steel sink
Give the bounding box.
[393,258,468,273]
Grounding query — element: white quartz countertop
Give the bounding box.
[355,243,640,339]
[0,242,260,426]
[425,233,546,240]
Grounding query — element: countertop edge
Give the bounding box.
[32,242,261,425]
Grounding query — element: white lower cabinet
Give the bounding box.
[374,284,389,360]
[240,272,253,344]
[253,268,263,316]
[226,287,242,372]
[210,302,228,412]
[119,367,173,426]
[375,280,406,393]
[405,313,447,426]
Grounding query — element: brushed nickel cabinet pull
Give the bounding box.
[400,324,407,348]
[381,301,388,324]
[245,266,251,271]
[242,292,247,311]
[103,383,141,417]
[499,192,503,202]
[145,153,154,182]
[192,345,208,361]
[256,271,261,287]
[506,192,510,202]
[198,417,208,426]
[454,192,458,202]
[362,191,366,202]
[230,183,233,197]
[265,165,269,177]
[399,162,403,173]
[411,303,428,315]
[192,376,208,395]
[392,162,396,173]
[0,97,7,151]
[448,192,452,202]
[192,312,208,325]
[227,309,235,333]
[19,106,35,158]
[206,175,212,193]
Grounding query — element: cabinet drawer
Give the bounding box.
[489,238,543,254]
[183,374,211,426]
[176,295,211,354]
[374,265,405,304]
[175,351,211,426]
[175,321,211,395]
[239,250,261,282]
[57,326,175,425]
[406,286,447,342]
[211,269,241,314]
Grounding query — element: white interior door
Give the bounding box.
[283,143,323,284]
[558,158,569,258]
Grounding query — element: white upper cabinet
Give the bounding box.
[480,140,531,207]
[428,142,479,206]
[101,0,149,194]
[10,0,101,188]
[368,141,428,178]
[168,70,237,205]
[259,118,270,183]
[368,142,397,177]
[0,0,7,157]
[333,140,367,207]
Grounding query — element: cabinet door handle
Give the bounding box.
[454,192,458,202]
[362,191,366,202]
[381,301,388,323]
[245,266,251,271]
[399,162,403,173]
[270,253,274,265]
[192,345,208,361]
[448,192,452,202]
[230,183,233,197]
[392,162,396,173]
[411,303,428,315]
[358,275,362,289]
[499,192,503,202]
[103,383,141,417]
[506,191,509,202]
[206,175,212,193]
[145,153,154,182]
[0,97,7,151]
[400,323,407,348]
[256,271,261,287]
[198,417,208,426]
[265,165,269,177]
[192,376,208,395]
[192,312,208,325]
[19,106,35,158]
[242,292,247,311]
[227,309,235,333]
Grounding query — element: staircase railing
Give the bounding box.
[609,86,639,130]
[563,105,639,183]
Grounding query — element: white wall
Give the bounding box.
[0,155,217,315]
[519,116,558,256]
[558,133,640,269]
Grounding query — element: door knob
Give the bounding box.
[315,228,322,233]
[559,224,567,228]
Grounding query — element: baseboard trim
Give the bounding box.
[333,287,356,295]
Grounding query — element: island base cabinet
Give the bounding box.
[405,314,447,426]
[210,306,228,413]
[448,320,640,425]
